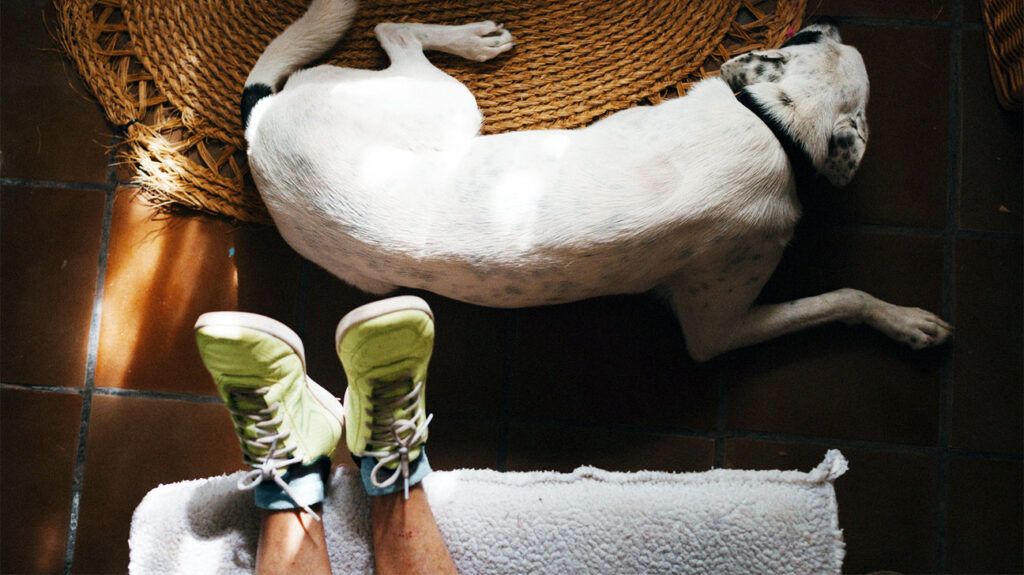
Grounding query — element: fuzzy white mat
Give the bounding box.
[130,450,847,574]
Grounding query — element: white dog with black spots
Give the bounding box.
[241,0,952,361]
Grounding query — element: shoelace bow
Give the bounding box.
[364,377,433,500]
[230,387,321,520]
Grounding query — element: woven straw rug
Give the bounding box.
[58,0,805,224]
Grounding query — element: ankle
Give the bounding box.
[357,448,432,498]
[253,457,331,514]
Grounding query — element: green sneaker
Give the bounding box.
[336,296,435,499]
[195,312,343,517]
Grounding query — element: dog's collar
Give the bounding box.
[735,87,818,192]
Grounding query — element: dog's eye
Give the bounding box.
[756,52,786,62]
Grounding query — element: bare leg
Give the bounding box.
[371,485,458,575]
[256,508,333,575]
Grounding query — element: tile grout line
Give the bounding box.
[0,176,116,192]
[62,181,118,575]
[825,15,964,30]
[0,382,85,396]
[713,376,727,468]
[91,387,222,404]
[954,227,1021,240]
[495,311,516,472]
[508,416,1023,460]
[0,381,224,404]
[294,259,313,341]
[936,2,963,570]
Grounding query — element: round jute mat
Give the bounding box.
[58,0,804,223]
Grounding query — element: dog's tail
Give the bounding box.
[241,0,358,131]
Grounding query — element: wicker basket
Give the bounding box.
[982,0,1023,111]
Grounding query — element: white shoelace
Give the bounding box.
[229,387,320,520]
[363,378,433,500]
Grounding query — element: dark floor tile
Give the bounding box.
[72,395,240,574]
[946,457,1024,573]
[762,230,945,307]
[1,388,82,574]
[725,440,939,574]
[426,417,500,471]
[0,0,111,183]
[93,190,300,395]
[304,270,508,418]
[1,186,105,388]
[723,328,942,444]
[509,423,713,473]
[302,266,400,397]
[415,294,508,420]
[959,30,1023,233]
[800,27,950,228]
[952,239,1023,452]
[725,232,944,445]
[808,0,951,20]
[510,295,717,430]
[963,0,982,22]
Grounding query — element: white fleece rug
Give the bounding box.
[130,450,847,574]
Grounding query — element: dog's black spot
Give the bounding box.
[755,64,766,76]
[240,83,273,129]
[767,73,781,82]
[782,29,824,48]
[778,91,794,107]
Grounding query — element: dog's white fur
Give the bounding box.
[243,0,952,361]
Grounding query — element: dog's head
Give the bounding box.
[719,21,869,187]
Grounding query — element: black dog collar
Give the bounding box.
[735,87,819,192]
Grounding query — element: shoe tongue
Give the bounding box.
[375,374,416,405]
[232,394,267,413]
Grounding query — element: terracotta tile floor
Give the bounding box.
[2,1,1021,573]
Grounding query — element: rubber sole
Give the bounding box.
[195,311,306,370]
[334,295,434,350]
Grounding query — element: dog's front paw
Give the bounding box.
[868,302,953,349]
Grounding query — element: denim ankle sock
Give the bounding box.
[357,448,432,497]
[254,456,331,511]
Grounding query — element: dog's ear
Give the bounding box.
[821,110,867,187]
[803,18,842,42]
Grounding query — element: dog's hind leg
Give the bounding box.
[359,22,513,147]
[374,21,514,66]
